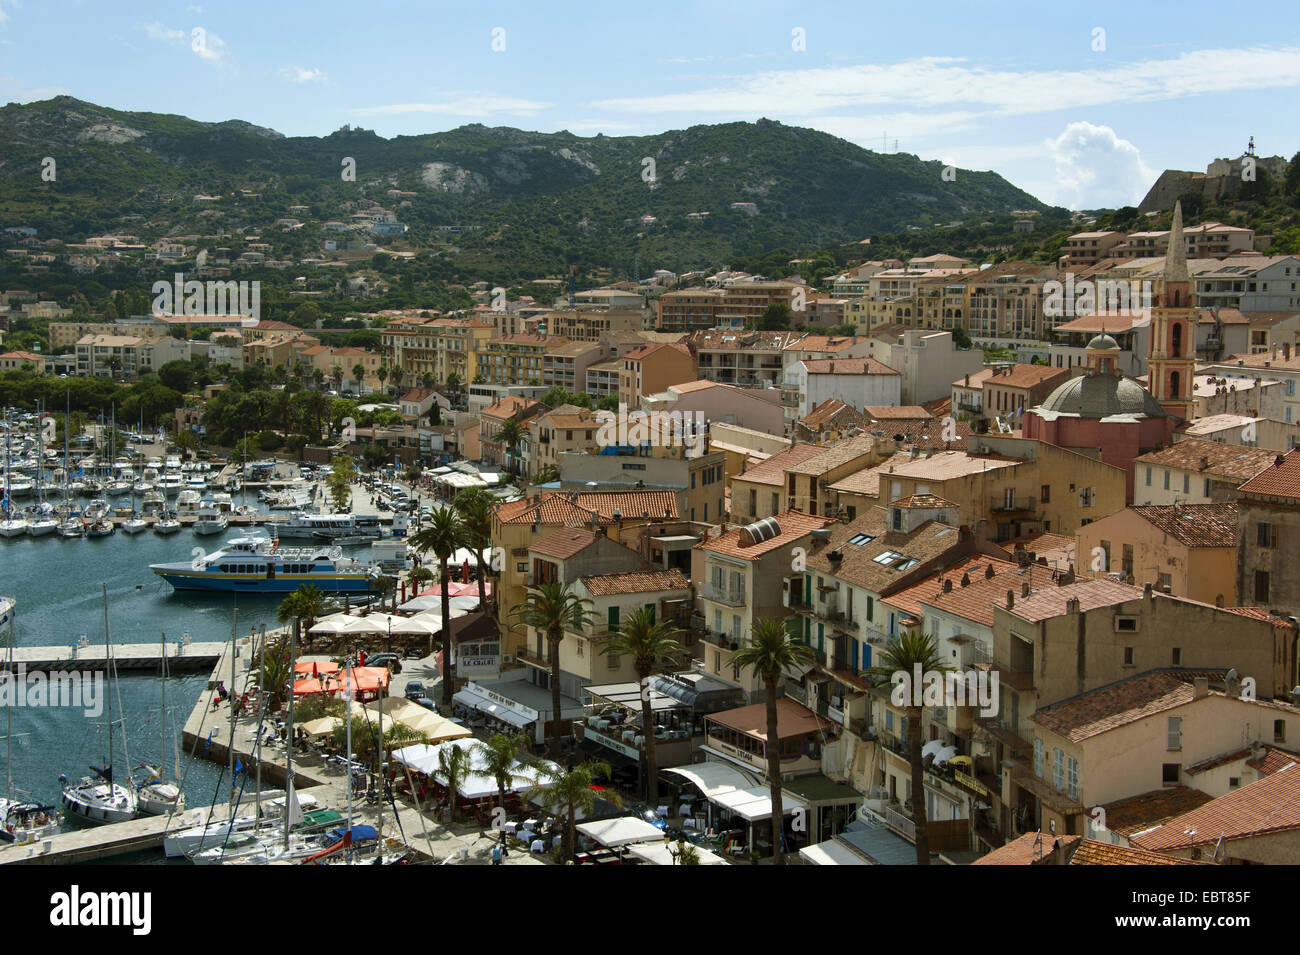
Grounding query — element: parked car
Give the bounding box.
[404,681,425,700]
[410,696,436,711]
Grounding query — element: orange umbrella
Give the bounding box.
[294,660,341,677]
[327,666,391,696]
[293,678,330,696]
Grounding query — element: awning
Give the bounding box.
[663,762,762,800]
[576,816,665,848]
[625,841,729,866]
[799,839,867,866]
[453,688,534,727]
[390,739,559,800]
[712,787,807,822]
[662,762,805,822]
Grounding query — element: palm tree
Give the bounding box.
[377,365,389,394]
[437,744,471,824]
[331,364,344,390]
[453,487,494,609]
[409,506,469,707]
[352,363,366,392]
[731,616,814,866]
[493,418,525,475]
[312,367,325,392]
[526,760,617,860]
[326,456,354,511]
[473,732,533,845]
[600,608,685,804]
[278,583,328,650]
[510,581,592,757]
[172,428,199,460]
[866,630,951,866]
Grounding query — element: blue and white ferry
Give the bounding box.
[150,536,381,594]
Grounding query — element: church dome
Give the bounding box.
[1086,333,1120,351]
[1036,374,1167,419]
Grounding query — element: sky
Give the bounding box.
[2,0,1298,210]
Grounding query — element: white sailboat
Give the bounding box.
[135,633,185,816]
[60,585,139,825]
[26,407,57,538]
[1,414,27,537]
[1,597,62,844]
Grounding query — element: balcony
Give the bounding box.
[701,584,747,608]
[990,495,1037,513]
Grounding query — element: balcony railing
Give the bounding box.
[990,495,1037,513]
[885,807,916,843]
[701,585,747,608]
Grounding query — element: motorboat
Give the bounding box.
[57,518,84,539]
[0,513,26,538]
[0,801,61,845]
[26,515,57,537]
[277,512,381,540]
[151,536,380,593]
[192,505,228,536]
[140,490,166,517]
[175,488,202,518]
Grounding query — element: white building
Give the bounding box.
[788,357,901,418]
[864,329,984,404]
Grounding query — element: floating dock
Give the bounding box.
[0,642,225,674]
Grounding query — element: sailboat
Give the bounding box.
[55,394,83,539]
[1,413,27,538]
[135,633,185,815]
[59,585,139,825]
[0,596,62,844]
[26,406,57,538]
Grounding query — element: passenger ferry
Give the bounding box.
[276,512,386,540]
[150,536,380,593]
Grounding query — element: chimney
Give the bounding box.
[1193,676,1209,699]
[942,578,952,593]
[985,564,996,579]
[1144,581,1154,600]
[1022,581,1031,598]
[1199,456,1209,470]
[1006,590,1014,609]
[961,572,970,587]
[1276,454,1287,468]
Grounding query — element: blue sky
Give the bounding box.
[2,0,1299,209]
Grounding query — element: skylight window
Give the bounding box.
[848,533,875,546]
[873,550,903,564]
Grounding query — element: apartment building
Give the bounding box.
[642,380,784,436]
[1132,438,1275,505]
[864,329,984,404]
[692,330,800,389]
[475,334,570,387]
[529,403,600,477]
[1201,351,1300,425]
[75,334,189,378]
[1235,447,1300,617]
[382,316,494,387]
[1063,231,1126,268]
[540,341,615,394]
[786,357,901,419]
[1195,256,1300,313]
[656,281,802,331]
[540,306,649,341]
[618,342,696,408]
[982,364,1071,427]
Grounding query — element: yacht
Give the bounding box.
[186,474,207,492]
[157,472,185,495]
[175,488,203,518]
[121,514,149,535]
[140,490,166,518]
[153,515,182,535]
[135,770,185,816]
[277,512,382,540]
[150,536,380,593]
[57,517,84,539]
[87,519,114,538]
[26,513,57,537]
[60,768,138,824]
[0,516,26,538]
[192,505,228,536]
[105,480,133,497]
[0,801,61,845]
[3,478,32,499]
[162,792,321,857]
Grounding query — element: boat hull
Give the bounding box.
[153,571,377,594]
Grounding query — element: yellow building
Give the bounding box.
[1075,503,1239,605]
[382,316,494,387]
[475,334,570,386]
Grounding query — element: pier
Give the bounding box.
[0,642,225,674]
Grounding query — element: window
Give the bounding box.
[1167,716,1182,750]
[607,652,620,670]
[1163,470,1170,490]
[1123,646,1134,665]
[1116,617,1137,632]
[1183,474,1189,494]
[1275,719,1287,744]
[891,508,902,530]
[1033,738,1043,778]
[1066,756,1078,800]
[1145,466,1152,486]
[1159,573,1172,594]
[1040,484,1050,503]
[1255,570,1271,603]
[1052,748,1064,790]
[1172,647,1181,666]
[1258,523,1273,547]
[607,606,620,630]
[1162,763,1181,786]
[1229,777,1241,789]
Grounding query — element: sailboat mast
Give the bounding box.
[255,625,264,821]
[102,583,113,783]
[345,655,353,864]
[284,617,296,850]
[6,590,13,803]
[227,607,238,809]
[160,632,167,781]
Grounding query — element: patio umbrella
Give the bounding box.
[338,615,390,636]
[327,666,390,695]
[294,660,341,677]
[292,677,330,696]
[308,612,357,635]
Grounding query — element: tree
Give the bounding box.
[107,355,123,379]
[331,364,344,390]
[730,617,814,865]
[326,455,354,511]
[866,630,951,866]
[951,325,973,349]
[409,506,470,707]
[352,363,366,391]
[760,301,793,330]
[600,607,685,804]
[510,581,592,756]
[278,583,328,651]
[172,428,199,459]
[453,488,494,608]
[421,372,435,391]
[311,367,326,392]
[437,743,472,824]
[377,365,389,393]
[493,418,525,475]
[158,360,194,393]
[526,760,617,860]
[473,732,533,845]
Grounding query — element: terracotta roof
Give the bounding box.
[803,508,967,592]
[1052,313,1147,334]
[889,493,956,509]
[1007,532,1079,574]
[529,528,599,560]
[582,569,689,597]
[577,490,679,521]
[985,364,1070,390]
[734,443,827,487]
[1246,746,1300,775]
[971,832,1082,865]
[668,380,724,395]
[697,509,834,561]
[1133,763,1300,851]
[886,556,1026,627]
[496,494,606,528]
[799,398,866,431]
[864,405,932,420]
[802,357,899,376]
[1008,577,1143,624]
[1029,671,1211,742]
[1218,351,1300,372]
[625,341,692,361]
[482,395,542,420]
[953,368,997,389]
[872,450,1019,482]
[1195,307,1250,325]
[1185,749,1254,776]
[787,435,879,476]
[826,457,899,498]
[1237,446,1300,498]
[707,698,830,740]
[1135,438,1276,482]
[783,335,865,353]
[1099,787,1216,839]
[1068,839,1204,865]
[1128,503,1239,548]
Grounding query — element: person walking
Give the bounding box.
[492,844,503,865]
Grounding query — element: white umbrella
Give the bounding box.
[339,615,391,635]
[308,612,357,635]
[396,594,479,614]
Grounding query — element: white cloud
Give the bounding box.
[284,66,327,84]
[139,21,227,64]
[186,5,203,13]
[0,1,17,27]
[1042,121,1154,209]
[591,46,1300,119]
[353,94,551,118]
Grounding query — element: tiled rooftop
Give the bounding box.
[1133,763,1300,851]
[582,569,690,597]
[1128,503,1239,548]
[1135,438,1276,482]
[1098,787,1215,839]
[1237,447,1300,498]
[697,509,834,561]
